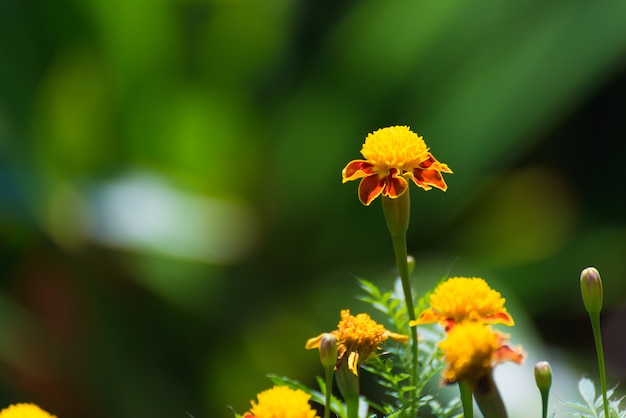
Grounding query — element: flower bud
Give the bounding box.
[534,361,552,393]
[319,333,338,369]
[580,267,603,314]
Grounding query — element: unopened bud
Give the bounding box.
[319,333,338,369]
[534,361,552,393]
[581,267,603,314]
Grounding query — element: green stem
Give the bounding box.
[382,193,418,417]
[540,391,549,418]
[472,374,507,418]
[590,312,610,418]
[390,234,419,386]
[324,366,333,418]
[335,362,360,418]
[459,381,474,418]
[344,394,359,418]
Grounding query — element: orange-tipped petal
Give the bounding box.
[495,344,526,366]
[486,311,515,327]
[342,160,374,183]
[305,333,324,350]
[413,307,441,325]
[358,175,386,206]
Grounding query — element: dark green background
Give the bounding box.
[1,0,625,417]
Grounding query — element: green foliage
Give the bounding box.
[259,278,460,418]
[356,278,461,418]
[562,377,625,418]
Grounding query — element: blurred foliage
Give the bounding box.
[1,0,625,417]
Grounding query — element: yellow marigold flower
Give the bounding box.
[342,126,452,206]
[412,277,514,331]
[438,321,525,385]
[242,385,319,418]
[306,309,408,376]
[0,403,57,418]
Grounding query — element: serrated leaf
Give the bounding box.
[357,278,382,299]
[579,377,597,412]
[561,399,594,414]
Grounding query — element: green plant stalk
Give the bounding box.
[459,381,474,418]
[324,366,333,418]
[589,312,610,418]
[472,374,507,418]
[382,192,418,417]
[539,388,549,418]
[335,362,360,418]
[389,233,419,385]
[344,395,358,418]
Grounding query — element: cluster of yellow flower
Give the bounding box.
[239,127,526,418]
[412,277,525,387]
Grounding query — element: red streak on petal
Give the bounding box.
[412,167,447,191]
[342,160,374,182]
[495,344,525,365]
[358,175,385,206]
[487,311,515,326]
[382,171,408,198]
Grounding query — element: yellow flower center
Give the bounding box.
[0,404,57,418]
[429,277,510,324]
[336,310,387,359]
[438,322,501,383]
[360,126,430,170]
[248,386,319,418]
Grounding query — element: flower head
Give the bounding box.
[342,126,452,205]
[412,277,514,331]
[438,321,525,385]
[580,267,603,314]
[242,386,319,418]
[0,404,57,418]
[306,309,408,375]
[534,361,553,393]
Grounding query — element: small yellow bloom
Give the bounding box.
[306,310,408,375]
[438,321,525,385]
[411,277,514,330]
[242,386,319,418]
[0,403,57,418]
[342,126,452,206]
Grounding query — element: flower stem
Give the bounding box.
[382,193,418,415]
[390,233,419,381]
[324,367,333,418]
[335,362,360,418]
[473,374,508,418]
[589,312,610,418]
[540,392,548,418]
[459,381,474,418]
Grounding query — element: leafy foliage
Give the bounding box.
[356,278,461,417]
[562,377,625,418]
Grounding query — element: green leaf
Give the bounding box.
[579,377,597,412]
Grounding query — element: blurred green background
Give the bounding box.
[1,0,625,417]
